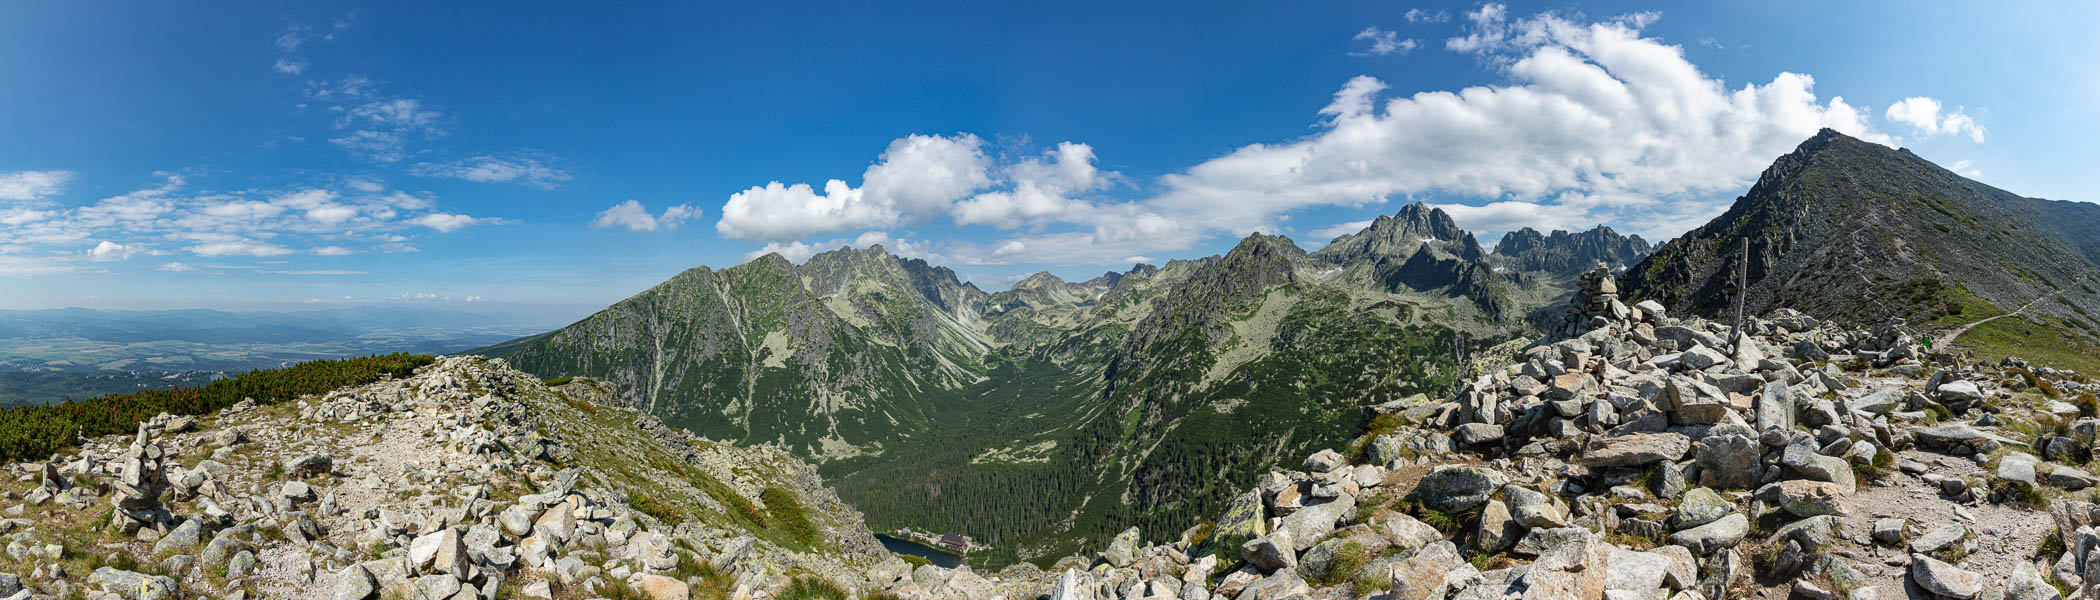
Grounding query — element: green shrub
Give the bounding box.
[628,489,685,524]
[2075,393,2100,419]
[0,353,432,462]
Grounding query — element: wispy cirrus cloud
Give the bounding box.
[1350,27,1420,56]
[1404,8,1450,23]
[0,171,498,275]
[412,154,572,189]
[0,170,73,204]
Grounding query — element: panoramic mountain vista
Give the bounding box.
[7,3,2099,600]
[477,211,1573,564]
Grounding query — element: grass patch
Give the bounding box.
[1956,316,2100,377]
[1352,568,1392,596]
[1849,449,1895,482]
[2013,368,2063,398]
[1923,404,1954,424]
[2037,528,2065,560]
[1409,503,1462,536]
[1345,413,1411,461]
[672,553,733,596]
[629,489,686,525]
[1463,550,1497,571]
[1995,479,2050,510]
[761,487,821,549]
[1354,491,1394,524]
[592,578,654,600]
[1311,541,1370,586]
[564,396,599,415]
[1606,531,1660,550]
[777,577,850,600]
[541,377,574,387]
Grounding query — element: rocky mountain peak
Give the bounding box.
[742,251,798,273]
[1623,127,2100,326]
[1492,225,1654,275]
[1012,271,1068,291]
[1312,202,1467,266]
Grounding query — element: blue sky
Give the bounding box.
[3,1,2094,324]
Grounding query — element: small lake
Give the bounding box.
[875,534,963,568]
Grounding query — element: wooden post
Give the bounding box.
[1729,238,1749,354]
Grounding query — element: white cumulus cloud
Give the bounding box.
[952,142,1117,228]
[705,7,1979,267]
[411,213,486,232]
[716,134,992,241]
[1884,97,1986,142]
[592,200,700,232]
[86,241,132,261]
[1146,8,1897,245]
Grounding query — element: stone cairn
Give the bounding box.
[110,423,172,535]
[1549,262,1636,340]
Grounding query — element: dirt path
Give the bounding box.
[1834,450,2054,599]
[1735,448,2056,599]
[1939,288,2062,347]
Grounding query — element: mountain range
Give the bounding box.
[475,201,1650,564]
[477,128,2100,567]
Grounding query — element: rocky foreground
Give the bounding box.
[1096,266,2096,600]
[4,268,2100,600]
[0,356,925,600]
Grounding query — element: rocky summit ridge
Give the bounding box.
[1621,128,2100,331]
[7,271,2100,599]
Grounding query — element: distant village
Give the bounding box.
[891,527,986,554]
